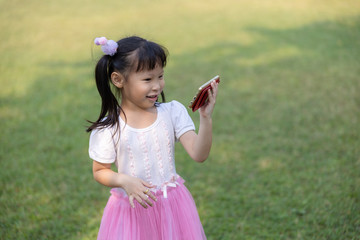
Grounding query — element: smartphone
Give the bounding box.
[189,75,220,112]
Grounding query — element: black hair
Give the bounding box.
[86,36,168,133]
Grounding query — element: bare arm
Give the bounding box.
[179,81,218,162]
[92,161,157,208]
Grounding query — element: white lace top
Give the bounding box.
[89,100,195,197]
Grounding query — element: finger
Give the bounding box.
[207,89,216,105]
[141,180,155,188]
[210,82,219,101]
[143,187,157,202]
[135,195,148,209]
[142,194,153,207]
[211,81,218,98]
[147,191,158,202]
[207,89,214,102]
[129,195,135,209]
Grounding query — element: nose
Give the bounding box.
[152,79,162,91]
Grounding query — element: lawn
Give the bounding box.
[0,0,359,239]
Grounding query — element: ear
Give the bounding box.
[111,72,125,88]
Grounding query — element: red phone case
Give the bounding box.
[189,76,220,112]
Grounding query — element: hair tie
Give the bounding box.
[94,37,118,56]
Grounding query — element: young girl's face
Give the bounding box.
[120,64,165,111]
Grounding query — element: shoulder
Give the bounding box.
[90,116,119,134]
[158,100,188,113]
[89,124,118,163]
[90,122,118,141]
[158,100,195,139]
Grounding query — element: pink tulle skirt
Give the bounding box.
[97,178,207,240]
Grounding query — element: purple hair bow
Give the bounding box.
[94,37,118,56]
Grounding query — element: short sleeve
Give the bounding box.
[89,127,116,163]
[170,100,196,141]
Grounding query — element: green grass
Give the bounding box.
[1,0,359,239]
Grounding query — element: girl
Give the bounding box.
[87,36,218,240]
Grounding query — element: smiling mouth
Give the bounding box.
[146,95,158,100]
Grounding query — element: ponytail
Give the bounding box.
[86,56,122,132]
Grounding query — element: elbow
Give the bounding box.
[193,154,209,163]
[93,169,104,184]
[195,158,207,163]
[93,171,100,183]
[190,149,211,163]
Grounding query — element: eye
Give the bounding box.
[159,74,164,79]
[143,78,152,81]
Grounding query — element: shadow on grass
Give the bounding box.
[172,17,360,239]
[1,17,359,239]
